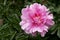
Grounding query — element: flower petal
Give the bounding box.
[46,19,54,25]
[40,31,46,37]
[47,14,54,19]
[21,23,30,30]
[19,21,26,26]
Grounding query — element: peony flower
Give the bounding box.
[19,3,54,37]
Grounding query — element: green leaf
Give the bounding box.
[50,24,59,34]
[36,0,42,3]
[57,27,60,38]
[0,23,9,31]
[15,33,28,40]
[4,0,7,5]
[10,31,17,40]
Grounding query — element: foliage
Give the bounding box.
[0,0,60,40]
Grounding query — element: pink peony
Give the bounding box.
[19,3,54,37]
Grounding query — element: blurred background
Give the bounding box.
[0,0,60,40]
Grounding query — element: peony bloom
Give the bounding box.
[19,3,54,37]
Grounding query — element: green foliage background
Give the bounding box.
[0,0,60,40]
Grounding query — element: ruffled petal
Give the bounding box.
[21,23,30,30]
[40,31,46,37]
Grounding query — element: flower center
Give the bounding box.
[32,13,43,25]
[34,16,41,23]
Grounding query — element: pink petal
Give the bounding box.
[30,3,41,13]
[22,6,29,15]
[46,19,55,25]
[39,25,48,32]
[47,14,54,19]
[20,21,26,26]
[32,27,43,32]
[40,31,46,37]
[21,23,30,30]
